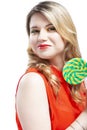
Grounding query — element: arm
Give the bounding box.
[66,83,87,130]
[66,109,87,130]
[16,72,51,130]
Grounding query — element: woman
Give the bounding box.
[15,1,87,130]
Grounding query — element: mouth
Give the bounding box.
[37,44,51,49]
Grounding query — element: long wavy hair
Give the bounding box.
[26,1,84,103]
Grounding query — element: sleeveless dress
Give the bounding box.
[15,66,86,130]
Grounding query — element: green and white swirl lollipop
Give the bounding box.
[63,58,87,85]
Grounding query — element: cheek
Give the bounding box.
[49,33,60,42]
[29,37,37,52]
[51,35,65,49]
[29,36,35,44]
[29,37,37,50]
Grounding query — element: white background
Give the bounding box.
[0,0,87,129]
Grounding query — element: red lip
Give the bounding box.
[38,44,51,49]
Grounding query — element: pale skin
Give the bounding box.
[29,13,65,70]
[16,13,87,130]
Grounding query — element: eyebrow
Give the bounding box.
[46,23,53,27]
[30,23,53,29]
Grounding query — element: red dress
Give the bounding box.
[15,66,86,130]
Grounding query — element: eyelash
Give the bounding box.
[47,27,56,31]
[31,30,39,34]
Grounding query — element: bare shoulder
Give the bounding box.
[16,72,47,94]
[20,71,45,85]
[16,72,51,130]
[16,72,48,109]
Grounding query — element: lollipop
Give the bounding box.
[63,58,87,85]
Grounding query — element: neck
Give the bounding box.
[49,56,64,70]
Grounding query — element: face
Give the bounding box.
[29,13,66,62]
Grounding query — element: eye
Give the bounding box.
[47,26,56,32]
[30,29,40,34]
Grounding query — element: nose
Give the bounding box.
[38,28,47,41]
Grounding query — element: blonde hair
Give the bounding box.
[26,1,83,102]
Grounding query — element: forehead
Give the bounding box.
[29,13,51,27]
